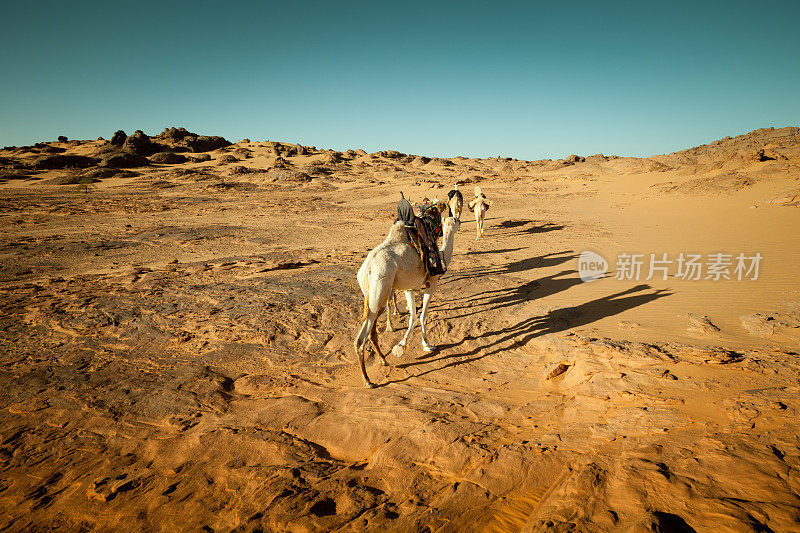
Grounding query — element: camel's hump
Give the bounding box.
[383,220,409,245]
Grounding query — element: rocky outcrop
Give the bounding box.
[149,152,188,164]
[110,130,127,146]
[94,146,150,168]
[29,154,97,170]
[122,130,158,156]
[154,127,231,153]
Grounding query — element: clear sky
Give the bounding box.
[1,1,798,159]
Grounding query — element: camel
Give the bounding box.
[355,215,461,387]
[385,197,452,333]
[447,184,464,220]
[468,185,493,240]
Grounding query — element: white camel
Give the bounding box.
[448,184,464,221]
[385,197,454,333]
[355,215,461,388]
[468,185,493,240]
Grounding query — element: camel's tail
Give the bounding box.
[354,271,372,351]
[361,285,370,323]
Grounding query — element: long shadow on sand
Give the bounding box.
[444,269,583,319]
[491,220,566,237]
[385,284,672,384]
[442,250,577,286]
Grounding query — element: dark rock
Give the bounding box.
[57,135,68,142]
[122,130,157,156]
[110,130,127,146]
[380,150,405,159]
[96,148,150,168]
[184,135,232,153]
[157,127,194,142]
[40,146,67,154]
[149,152,188,164]
[753,148,788,162]
[29,154,98,170]
[241,138,251,143]
[189,154,212,162]
[81,167,137,179]
[565,154,585,163]
[217,154,239,163]
[230,165,263,175]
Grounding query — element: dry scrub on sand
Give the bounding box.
[1,126,800,531]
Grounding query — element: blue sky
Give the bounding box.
[1,1,798,159]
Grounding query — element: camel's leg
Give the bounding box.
[355,274,394,388]
[370,319,388,366]
[386,293,394,332]
[475,210,481,240]
[391,290,417,358]
[419,292,436,352]
[386,290,400,332]
[354,310,378,388]
[391,290,401,316]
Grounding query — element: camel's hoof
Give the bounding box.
[423,344,438,353]
[364,381,376,389]
[391,344,405,358]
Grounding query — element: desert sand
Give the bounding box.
[1,126,799,531]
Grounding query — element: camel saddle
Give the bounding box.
[397,195,446,277]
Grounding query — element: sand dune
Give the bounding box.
[1,126,799,531]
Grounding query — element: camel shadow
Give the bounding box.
[497,220,530,228]
[444,268,581,316]
[492,220,566,237]
[465,247,527,256]
[521,223,565,234]
[442,251,577,286]
[388,285,672,380]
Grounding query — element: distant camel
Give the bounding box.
[355,215,461,387]
[468,186,493,240]
[447,184,464,220]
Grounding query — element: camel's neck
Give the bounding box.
[439,223,458,264]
